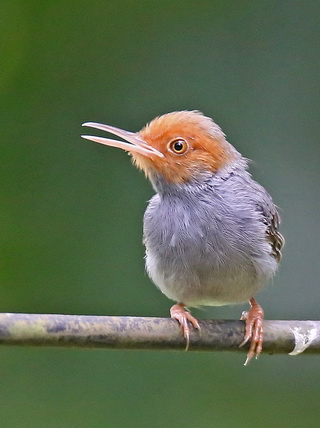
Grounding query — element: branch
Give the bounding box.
[0,313,319,355]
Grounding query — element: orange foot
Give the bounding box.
[170,303,201,350]
[240,298,264,365]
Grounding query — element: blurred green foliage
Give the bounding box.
[1,1,320,427]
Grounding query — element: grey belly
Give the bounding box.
[145,246,267,307]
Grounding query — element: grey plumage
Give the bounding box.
[144,158,284,307]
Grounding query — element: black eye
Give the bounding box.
[173,141,184,151]
[168,138,188,154]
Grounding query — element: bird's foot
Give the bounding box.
[239,298,264,366]
[170,303,200,350]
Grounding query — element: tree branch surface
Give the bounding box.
[0,313,319,355]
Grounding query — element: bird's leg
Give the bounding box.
[170,303,201,350]
[239,298,264,365]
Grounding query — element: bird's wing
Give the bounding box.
[257,194,285,262]
[266,209,285,262]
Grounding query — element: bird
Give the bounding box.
[81,110,284,365]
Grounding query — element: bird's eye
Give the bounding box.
[168,138,189,155]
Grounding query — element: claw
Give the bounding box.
[170,303,200,350]
[239,298,264,365]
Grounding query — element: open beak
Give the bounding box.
[81,122,163,158]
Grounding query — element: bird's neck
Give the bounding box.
[149,156,248,196]
[149,171,212,196]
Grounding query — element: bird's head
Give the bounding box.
[82,111,238,188]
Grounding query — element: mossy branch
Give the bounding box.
[0,313,320,355]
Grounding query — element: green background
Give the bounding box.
[1,1,320,427]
